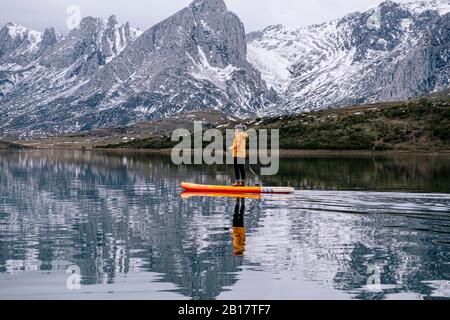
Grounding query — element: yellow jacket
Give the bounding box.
[230,132,248,158]
[232,227,246,256]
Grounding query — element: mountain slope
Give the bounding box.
[0,0,272,139]
[0,16,142,138]
[0,23,53,99]
[69,0,272,127]
[0,23,43,64]
[247,0,450,113]
[2,0,450,139]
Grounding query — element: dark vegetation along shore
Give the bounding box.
[100,94,450,153]
[0,141,24,149]
[6,91,450,154]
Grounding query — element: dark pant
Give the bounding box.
[234,157,246,181]
[233,198,245,227]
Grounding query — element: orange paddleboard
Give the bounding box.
[180,182,294,194]
[181,192,261,200]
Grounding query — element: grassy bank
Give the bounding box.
[99,95,450,153]
[262,97,450,151]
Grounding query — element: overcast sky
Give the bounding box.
[0,0,412,33]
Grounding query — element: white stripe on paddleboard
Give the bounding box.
[261,187,295,194]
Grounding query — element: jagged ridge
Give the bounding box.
[0,0,272,139]
[1,0,450,139]
[247,0,450,113]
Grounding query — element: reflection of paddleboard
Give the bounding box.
[181,192,261,200]
[180,182,295,194]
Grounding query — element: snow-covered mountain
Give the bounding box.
[247,0,450,113]
[0,0,272,138]
[0,23,42,62]
[1,0,450,138]
[0,15,143,137]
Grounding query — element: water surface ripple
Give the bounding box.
[0,150,449,300]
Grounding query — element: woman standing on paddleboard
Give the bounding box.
[230,125,249,187]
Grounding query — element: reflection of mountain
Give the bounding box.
[332,242,434,300]
[244,193,450,299]
[0,150,266,299]
[0,150,449,299]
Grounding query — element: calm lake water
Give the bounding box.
[0,150,449,300]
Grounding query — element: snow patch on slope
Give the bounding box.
[3,23,43,54]
[10,24,42,45]
[131,28,143,39]
[246,22,344,95]
[190,46,237,89]
[247,44,291,93]
[402,0,450,15]
[247,0,448,112]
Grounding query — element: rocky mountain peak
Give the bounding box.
[189,0,227,12]
[2,0,449,138]
[2,22,29,39]
[28,27,61,58]
[378,0,411,22]
[380,0,399,9]
[1,22,42,42]
[79,16,105,33]
[402,0,450,15]
[41,27,60,46]
[42,15,137,66]
[187,0,248,69]
[247,0,450,113]
[107,15,119,27]
[0,23,42,62]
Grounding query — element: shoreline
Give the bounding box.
[98,148,450,157]
[11,146,450,157]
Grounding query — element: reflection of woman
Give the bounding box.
[232,198,246,256]
[229,125,249,187]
